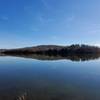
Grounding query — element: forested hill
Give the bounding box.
[1,44,100,56]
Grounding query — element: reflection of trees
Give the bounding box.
[1,53,100,61]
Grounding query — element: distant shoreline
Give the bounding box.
[0,44,100,55]
[0,44,100,61]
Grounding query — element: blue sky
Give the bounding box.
[0,0,100,48]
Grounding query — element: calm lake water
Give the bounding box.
[0,56,100,100]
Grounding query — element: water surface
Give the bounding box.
[0,56,100,100]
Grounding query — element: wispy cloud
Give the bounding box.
[31,27,39,32]
[83,23,100,34]
[37,14,53,24]
[41,0,50,10]
[51,36,58,40]
[67,16,74,22]
[60,15,75,28]
[23,6,34,15]
[38,15,44,23]
[0,16,8,21]
[87,29,100,34]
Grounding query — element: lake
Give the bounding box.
[0,56,100,100]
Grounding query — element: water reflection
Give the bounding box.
[1,53,100,61]
[0,54,100,100]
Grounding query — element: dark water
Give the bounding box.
[0,56,100,100]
